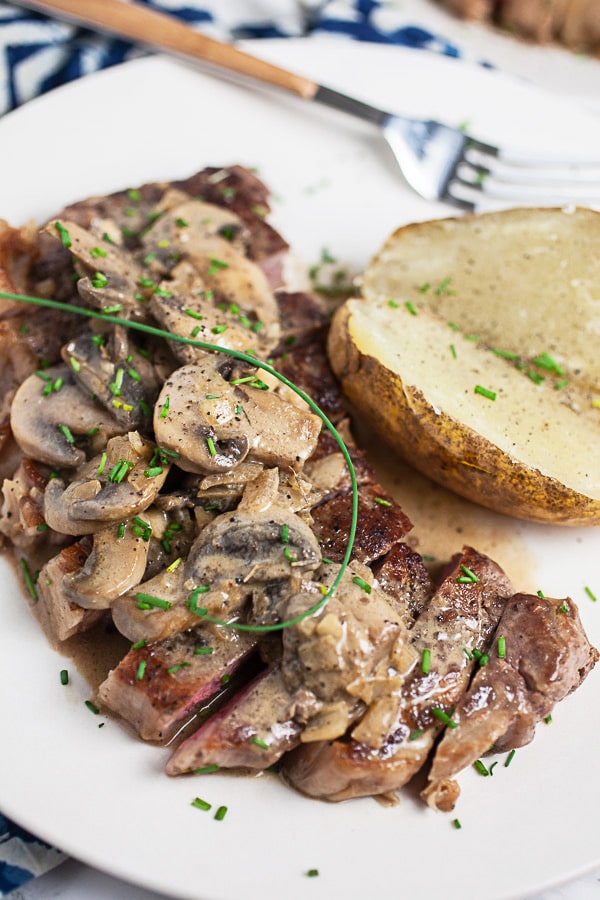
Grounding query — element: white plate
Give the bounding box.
[1,39,600,900]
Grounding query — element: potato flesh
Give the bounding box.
[361,207,600,393]
[347,298,600,501]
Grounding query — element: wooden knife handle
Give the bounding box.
[20,0,320,99]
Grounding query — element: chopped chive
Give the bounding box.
[69,356,81,372]
[207,257,229,275]
[497,635,506,658]
[537,589,546,599]
[60,669,69,685]
[160,396,170,418]
[90,246,108,259]
[431,707,457,729]
[280,523,290,544]
[452,818,462,830]
[144,466,164,478]
[555,379,569,391]
[387,299,400,309]
[559,601,570,614]
[194,764,220,774]
[532,351,564,375]
[526,369,544,385]
[585,586,597,602]
[91,272,108,289]
[449,343,457,359]
[409,729,423,741]
[166,556,183,573]
[220,673,230,685]
[127,188,141,202]
[374,497,392,507]
[135,592,171,610]
[167,662,192,674]
[108,459,134,483]
[251,736,269,750]
[474,384,496,401]
[206,436,217,458]
[117,522,126,539]
[52,376,64,392]
[435,276,452,295]
[214,805,228,821]
[58,423,75,444]
[352,575,372,594]
[404,300,417,315]
[458,564,480,584]
[504,749,516,768]
[131,639,147,650]
[191,797,212,811]
[54,221,71,248]
[489,761,498,775]
[211,324,228,335]
[195,646,214,656]
[36,523,49,532]
[97,451,108,476]
[421,648,431,675]
[473,759,489,776]
[85,700,100,715]
[136,660,147,680]
[492,348,518,360]
[544,714,553,724]
[306,868,319,877]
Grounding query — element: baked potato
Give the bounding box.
[327,207,600,525]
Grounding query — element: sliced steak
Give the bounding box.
[422,591,599,811]
[166,662,302,773]
[98,626,260,743]
[280,546,513,801]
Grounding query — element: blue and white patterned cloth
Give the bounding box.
[0,0,467,116]
[0,0,460,894]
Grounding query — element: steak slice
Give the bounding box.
[166,662,303,773]
[98,626,260,743]
[280,546,513,802]
[422,591,599,811]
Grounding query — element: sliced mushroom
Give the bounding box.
[43,432,170,534]
[140,200,248,268]
[10,364,122,468]
[61,330,161,431]
[110,563,247,644]
[62,522,151,609]
[46,219,147,320]
[184,484,321,599]
[153,361,321,475]
[148,260,280,364]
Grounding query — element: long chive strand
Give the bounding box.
[1,290,358,633]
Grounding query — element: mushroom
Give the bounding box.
[110,563,247,644]
[61,330,161,431]
[43,432,171,535]
[139,200,249,269]
[62,522,151,609]
[184,469,322,596]
[46,219,147,320]
[10,364,122,468]
[148,260,280,364]
[153,361,322,475]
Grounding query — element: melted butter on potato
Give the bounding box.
[328,207,600,526]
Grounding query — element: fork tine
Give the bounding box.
[465,138,600,172]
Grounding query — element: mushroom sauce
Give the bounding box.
[0,165,596,809]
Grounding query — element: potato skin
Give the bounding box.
[328,304,600,526]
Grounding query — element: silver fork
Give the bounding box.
[18,0,600,213]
